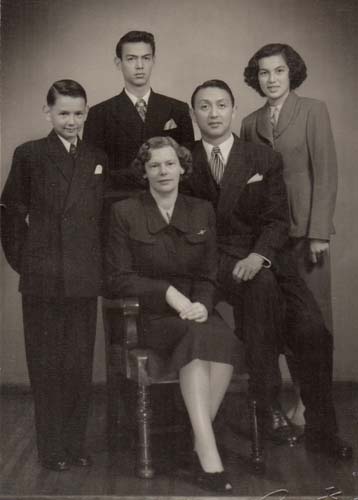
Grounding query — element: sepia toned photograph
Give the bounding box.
[1,0,357,498]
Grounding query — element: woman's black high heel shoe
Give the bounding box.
[192,451,233,493]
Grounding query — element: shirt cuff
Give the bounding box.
[252,252,271,268]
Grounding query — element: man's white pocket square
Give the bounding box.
[247,173,263,184]
[94,165,103,175]
[164,119,178,131]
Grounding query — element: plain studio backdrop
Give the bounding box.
[1,0,358,386]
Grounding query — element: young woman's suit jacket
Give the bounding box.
[240,91,337,241]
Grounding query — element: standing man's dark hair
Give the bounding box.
[83,30,194,196]
[116,30,155,59]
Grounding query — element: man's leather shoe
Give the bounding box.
[305,433,353,459]
[265,403,299,446]
[41,459,70,471]
[67,454,93,467]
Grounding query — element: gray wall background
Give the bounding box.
[1,0,358,385]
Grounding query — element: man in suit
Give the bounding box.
[1,80,107,471]
[187,79,352,460]
[83,30,194,195]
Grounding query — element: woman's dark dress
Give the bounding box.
[106,192,237,373]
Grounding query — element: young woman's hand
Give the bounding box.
[309,239,329,264]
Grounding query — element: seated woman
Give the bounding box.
[106,136,238,493]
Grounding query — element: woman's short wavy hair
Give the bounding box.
[131,136,192,184]
[244,43,307,96]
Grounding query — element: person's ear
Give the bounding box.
[114,56,122,72]
[83,104,89,122]
[190,107,197,124]
[180,167,185,175]
[43,105,52,122]
[143,173,147,179]
[232,104,238,119]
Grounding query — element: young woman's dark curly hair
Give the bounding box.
[244,43,307,97]
[131,136,192,186]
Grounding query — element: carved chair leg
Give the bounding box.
[136,384,155,479]
[248,399,266,474]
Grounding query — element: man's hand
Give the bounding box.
[180,302,208,323]
[232,253,264,282]
[309,239,329,264]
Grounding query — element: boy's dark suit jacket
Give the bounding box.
[83,89,194,191]
[188,135,290,268]
[1,130,107,297]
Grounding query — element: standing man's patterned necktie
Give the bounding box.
[210,146,225,184]
[136,98,147,122]
[270,106,280,130]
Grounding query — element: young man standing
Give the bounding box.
[187,79,352,463]
[83,30,194,195]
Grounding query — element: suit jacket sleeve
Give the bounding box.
[83,107,104,152]
[306,101,338,239]
[252,152,290,262]
[106,204,171,313]
[190,203,217,314]
[1,144,31,274]
[174,102,195,150]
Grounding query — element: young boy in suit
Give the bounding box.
[1,80,107,471]
[83,30,194,196]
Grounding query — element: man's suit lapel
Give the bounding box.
[217,137,255,220]
[64,141,96,212]
[144,92,171,137]
[192,142,219,203]
[112,90,144,140]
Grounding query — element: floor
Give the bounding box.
[0,383,357,499]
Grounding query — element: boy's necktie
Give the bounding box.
[69,143,77,158]
[136,99,147,122]
[210,146,224,184]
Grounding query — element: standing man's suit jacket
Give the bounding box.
[1,130,107,297]
[188,135,290,266]
[83,89,194,190]
[240,91,337,240]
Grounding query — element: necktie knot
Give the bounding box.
[210,146,224,184]
[136,98,147,121]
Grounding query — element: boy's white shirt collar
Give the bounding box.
[125,88,151,106]
[57,134,78,152]
[202,134,234,165]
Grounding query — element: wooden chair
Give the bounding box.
[102,296,264,478]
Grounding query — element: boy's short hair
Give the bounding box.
[244,43,307,96]
[191,79,235,108]
[115,31,156,59]
[47,79,87,106]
